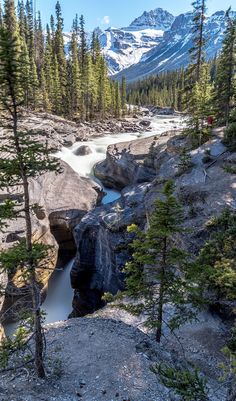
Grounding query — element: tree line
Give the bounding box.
[0,0,127,120]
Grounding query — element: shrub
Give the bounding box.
[223,123,236,151]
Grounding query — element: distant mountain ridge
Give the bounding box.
[97,8,235,82]
[129,8,175,30]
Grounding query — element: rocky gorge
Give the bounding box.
[0,110,154,335]
[0,111,236,400]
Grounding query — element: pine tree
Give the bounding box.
[114,81,121,118]
[68,26,81,118]
[3,0,18,34]
[25,0,34,58]
[0,24,59,377]
[123,181,196,342]
[17,0,25,38]
[190,63,213,145]
[121,76,127,116]
[214,9,236,126]
[79,14,87,74]
[35,11,44,78]
[43,24,54,111]
[54,1,67,115]
[0,1,3,26]
[190,0,207,81]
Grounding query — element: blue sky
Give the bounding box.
[35,0,236,31]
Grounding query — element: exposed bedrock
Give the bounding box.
[0,161,102,327]
[94,130,184,189]
[70,183,150,317]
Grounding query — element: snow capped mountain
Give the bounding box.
[99,28,164,75]
[98,8,174,75]
[129,8,175,30]
[98,8,235,82]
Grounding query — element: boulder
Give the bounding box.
[73,145,93,156]
[139,119,151,127]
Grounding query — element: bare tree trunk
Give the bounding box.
[11,98,45,378]
[156,238,167,343]
[156,281,164,342]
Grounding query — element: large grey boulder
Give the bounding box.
[94,130,182,189]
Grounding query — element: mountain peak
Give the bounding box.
[129,8,175,31]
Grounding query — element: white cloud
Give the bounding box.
[102,16,110,25]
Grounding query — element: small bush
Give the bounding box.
[223,123,236,151]
[202,149,213,164]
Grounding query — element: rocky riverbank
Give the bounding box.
[16,110,153,150]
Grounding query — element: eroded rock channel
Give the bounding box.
[1,113,186,334]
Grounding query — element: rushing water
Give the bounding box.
[4,115,185,335]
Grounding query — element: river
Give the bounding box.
[4,115,184,334]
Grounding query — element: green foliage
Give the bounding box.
[152,363,209,401]
[127,69,185,110]
[123,180,198,341]
[178,148,193,173]
[0,1,126,120]
[223,123,236,151]
[0,131,60,188]
[0,199,18,230]
[0,240,52,274]
[214,9,236,126]
[186,209,236,301]
[202,149,213,164]
[223,164,236,174]
[0,325,30,369]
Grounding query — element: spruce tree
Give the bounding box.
[190,63,213,145]
[121,76,127,116]
[68,26,81,118]
[25,0,34,58]
[54,1,67,115]
[123,181,196,342]
[0,24,58,377]
[43,24,54,111]
[114,81,121,118]
[214,9,236,126]
[3,0,18,34]
[79,14,87,74]
[190,0,207,81]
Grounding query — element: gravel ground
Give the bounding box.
[0,309,229,401]
[0,317,171,401]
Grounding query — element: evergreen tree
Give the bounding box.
[3,0,18,34]
[54,1,67,115]
[35,11,44,78]
[189,63,213,145]
[214,9,236,126]
[189,0,207,82]
[43,24,54,111]
[0,24,58,378]
[0,1,3,26]
[121,76,127,116]
[79,14,87,74]
[114,81,121,118]
[123,181,196,342]
[68,27,81,118]
[17,0,25,38]
[25,0,34,58]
